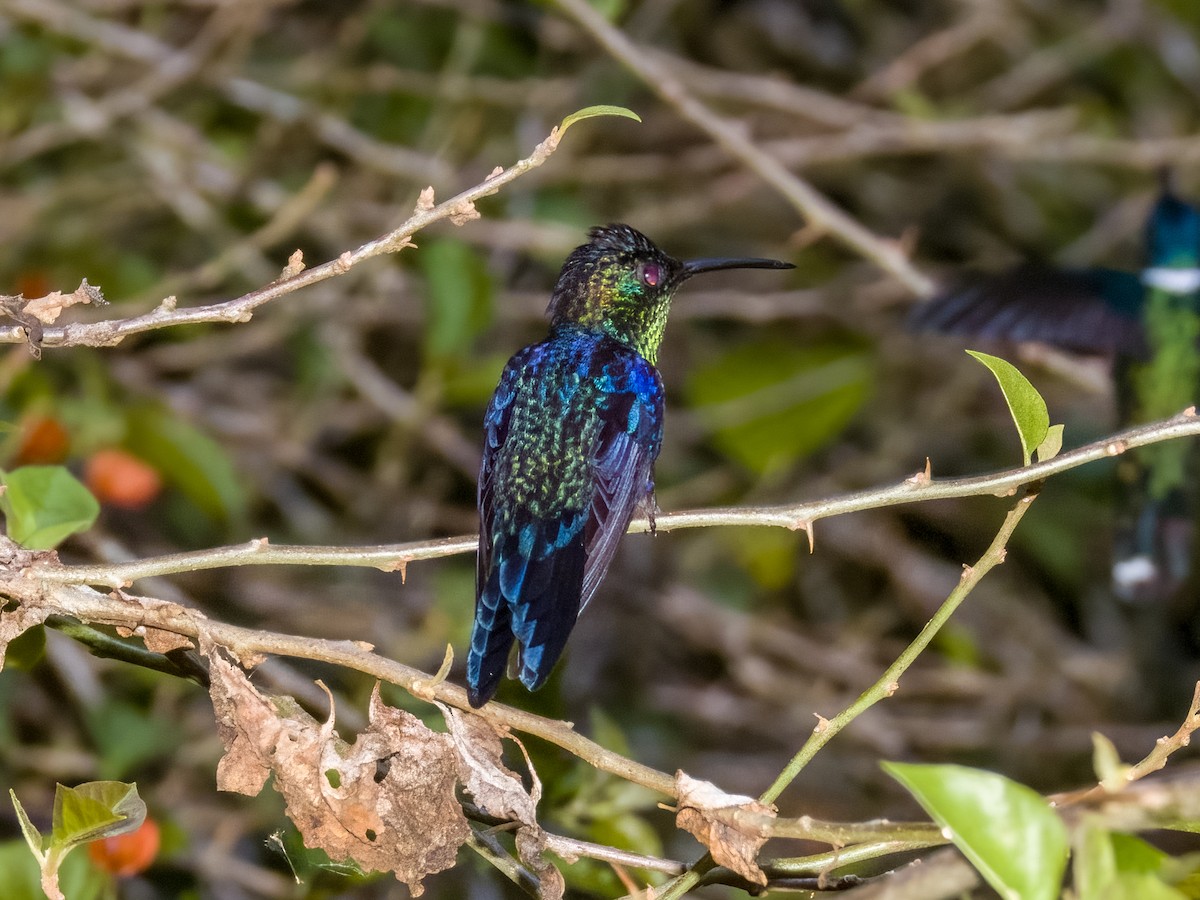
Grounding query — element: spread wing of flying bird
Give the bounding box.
[911,264,1148,359]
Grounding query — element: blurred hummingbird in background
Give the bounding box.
[467,225,793,707]
[912,178,1200,607]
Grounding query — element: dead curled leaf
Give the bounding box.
[208,655,469,895]
[442,704,538,824]
[441,704,564,900]
[675,771,776,887]
[22,278,106,324]
[108,592,200,655]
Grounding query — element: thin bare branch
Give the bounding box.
[548,0,936,297]
[2,576,680,798]
[0,129,565,350]
[2,0,453,182]
[37,407,1200,587]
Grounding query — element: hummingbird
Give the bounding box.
[912,181,1200,606]
[467,224,793,707]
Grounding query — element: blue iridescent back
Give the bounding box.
[468,327,663,705]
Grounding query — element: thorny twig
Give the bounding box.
[0,127,564,350]
[33,407,1200,587]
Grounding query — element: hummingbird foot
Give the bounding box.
[641,478,659,535]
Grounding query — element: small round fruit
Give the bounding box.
[84,449,162,509]
[87,817,161,877]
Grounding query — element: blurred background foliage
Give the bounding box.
[2,0,1200,896]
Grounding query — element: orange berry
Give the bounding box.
[87,817,160,877]
[14,416,69,465]
[84,449,162,509]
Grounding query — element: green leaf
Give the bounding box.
[729,527,805,590]
[966,350,1050,466]
[1110,832,1170,876]
[1077,823,1185,900]
[884,762,1067,900]
[52,781,145,849]
[1076,820,1121,899]
[1092,732,1130,792]
[558,105,641,136]
[7,785,125,900]
[442,353,511,407]
[686,338,872,475]
[1163,820,1200,834]
[420,240,493,359]
[1107,875,1189,899]
[51,782,144,854]
[10,790,45,863]
[1036,423,1065,462]
[125,407,245,526]
[0,465,99,549]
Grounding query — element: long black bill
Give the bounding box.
[682,257,795,278]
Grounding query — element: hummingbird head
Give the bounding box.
[1145,190,1200,270]
[547,224,793,364]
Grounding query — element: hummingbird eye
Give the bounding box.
[639,263,661,287]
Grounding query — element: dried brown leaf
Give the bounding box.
[22,279,106,324]
[442,705,537,824]
[208,657,469,894]
[675,771,775,887]
[107,593,201,655]
[441,705,561,898]
[138,627,195,654]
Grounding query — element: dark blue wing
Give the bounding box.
[511,353,663,691]
[911,266,1148,359]
[580,382,661,611]
[468,357,522,707]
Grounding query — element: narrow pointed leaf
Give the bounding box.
[1091,732,1130,792]
[884,762,1067,900]
[558,105,641,136]
[966,350,1050,465]
[9,790,45,863]
[420,239,493,359]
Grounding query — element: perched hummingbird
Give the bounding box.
[912,182,1200,605]
[467,225,793,707]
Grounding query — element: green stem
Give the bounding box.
[759,490,1038,804]
[655,489,1037,900]
[764,838,948,875]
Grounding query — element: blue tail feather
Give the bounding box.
[467,569,515,707]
